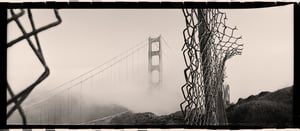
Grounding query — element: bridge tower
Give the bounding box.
[148,35,162,88]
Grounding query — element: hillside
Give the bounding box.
[110,111,185,125]
[109,86,293,127]
[226,86,293,127]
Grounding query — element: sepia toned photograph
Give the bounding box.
[6,5,293,127]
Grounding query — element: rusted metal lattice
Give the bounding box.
[180,9,243,125]
[7,9,61,125]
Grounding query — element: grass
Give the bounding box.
[226,86,293,127]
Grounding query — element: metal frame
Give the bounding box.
[7,9,62,125]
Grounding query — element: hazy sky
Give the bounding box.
[7,5,293,115]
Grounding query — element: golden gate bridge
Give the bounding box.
[7,9,242,126]
[8,34,174,125]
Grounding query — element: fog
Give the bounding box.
[8,40,185,124]
[7,7,293,124]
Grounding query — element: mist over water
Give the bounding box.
[7,40,185,125]
[7,9,188,124]
[65,43,185,116]
[80,78,183,116]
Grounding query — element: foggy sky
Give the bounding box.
[7,5,293,115]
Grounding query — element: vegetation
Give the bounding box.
[110,86,293,127]
[110,111,185,125]
[226,86,293,127]
[9,86,292,126]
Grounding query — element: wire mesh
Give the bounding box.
[180,9,243,125]
[6,9,62,125]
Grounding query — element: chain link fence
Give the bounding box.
[7,9,62,125]
[180,9,243,125]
